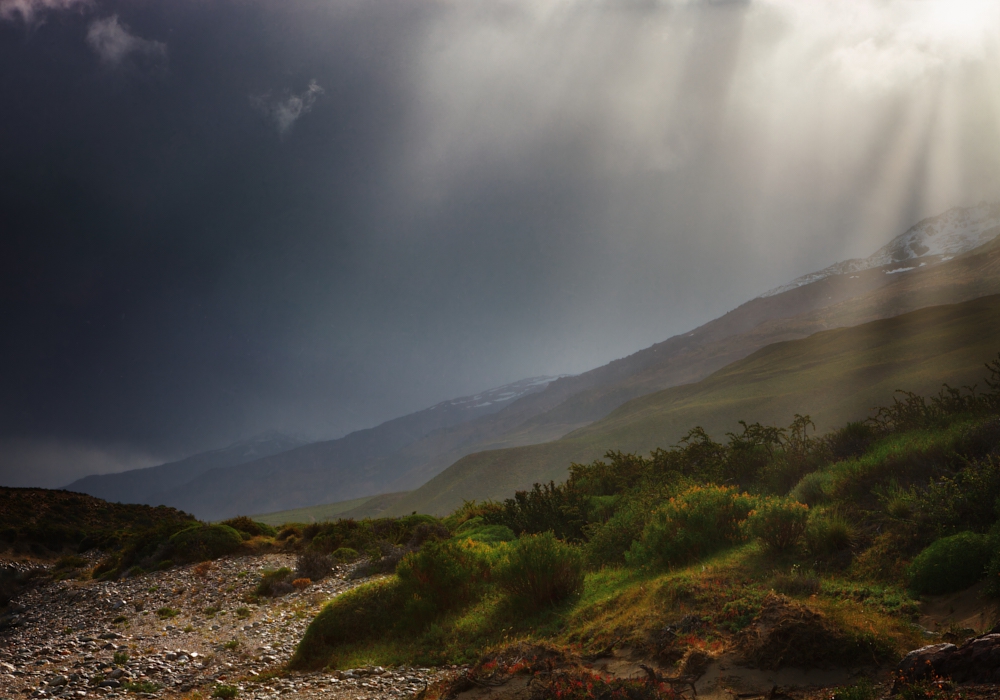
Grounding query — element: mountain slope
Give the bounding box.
[65,432,308,505]
[359,205,1000,489]
[389,293,1000,515]
[138,376,560,519]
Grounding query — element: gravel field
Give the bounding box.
[0,555,462,700]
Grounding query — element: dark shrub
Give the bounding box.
[256,567,295,597]
[496,532,584,610]
[276,525,301,541]
[909,532,990,595]
[583,500,647,566]
[826,422,877,461]
[406,522,450,548]
[169,524,244,563]
[349,543,408,579]
[296,551,332,581]
[221,517,277,539]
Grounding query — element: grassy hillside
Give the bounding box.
[251,491,411,525]
[389,294,1000,515]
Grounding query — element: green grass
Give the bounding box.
[292,539,922,671]
[389,295,1000,515]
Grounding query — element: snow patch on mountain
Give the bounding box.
[761,201,1000,297]
[428,375,569,411]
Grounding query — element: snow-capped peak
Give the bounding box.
[760,201,1000,298]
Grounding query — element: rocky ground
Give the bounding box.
[0,555,461,700]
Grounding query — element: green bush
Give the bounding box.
[290,577,406,669]
[331,547,359,563]
[626,485,756,568]
[497,532,584,610]
[805,509,855,555]
[220,517,277,539]
[745,496,809,552]
[583,500,648,566]
[455,517,516,544]
[212,684,239,699]
[169,524,244,563]
[395,540,489,620]
[790,471,830,506]
[909,532,990,595]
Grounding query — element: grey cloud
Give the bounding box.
[252,80,325,137]
[0,439,160,489]
[0,0,89,24]
[86,14,165,67]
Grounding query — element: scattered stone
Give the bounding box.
[0,553,457,699]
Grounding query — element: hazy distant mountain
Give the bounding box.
[65,432,310,506]
[71,376,561,519]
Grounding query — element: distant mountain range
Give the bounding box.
[67,202,1000,520]
[65,376,563,519]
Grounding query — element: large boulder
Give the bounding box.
[896,633,1000,684]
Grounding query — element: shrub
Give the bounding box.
[296,551,332,581]
[256,567,295,597]
[805,510,855,555]
[395,540,489,619]
[909,532,990,595]
[221,517,277,539]
[626,485,756,568]
[496,532,584,610]
[331,547,359,563]
[169,524,244,563]
[583,500,648,566]
[290,578,406,669]
[455,517,516,544]
[156,607,179,619]
[406,521,451,547]
[745,497,809,552]
[292,578,311,590]
[790,471,830,506]
[276,525,301,541]
[826,422,878,461]
[121,681,161,694]
[112,651,129,666]
[212,684,239,699]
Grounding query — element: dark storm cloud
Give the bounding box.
[2,0,1000,486]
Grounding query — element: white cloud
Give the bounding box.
[0,0,88,24]
[253,80,325,137]
[86,14,166,68]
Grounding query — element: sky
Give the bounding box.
[2,0,1000,487]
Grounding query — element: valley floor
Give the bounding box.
[0,555,457,700]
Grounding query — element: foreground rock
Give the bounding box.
[0,554,460,699]
[896,630,1000,685]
